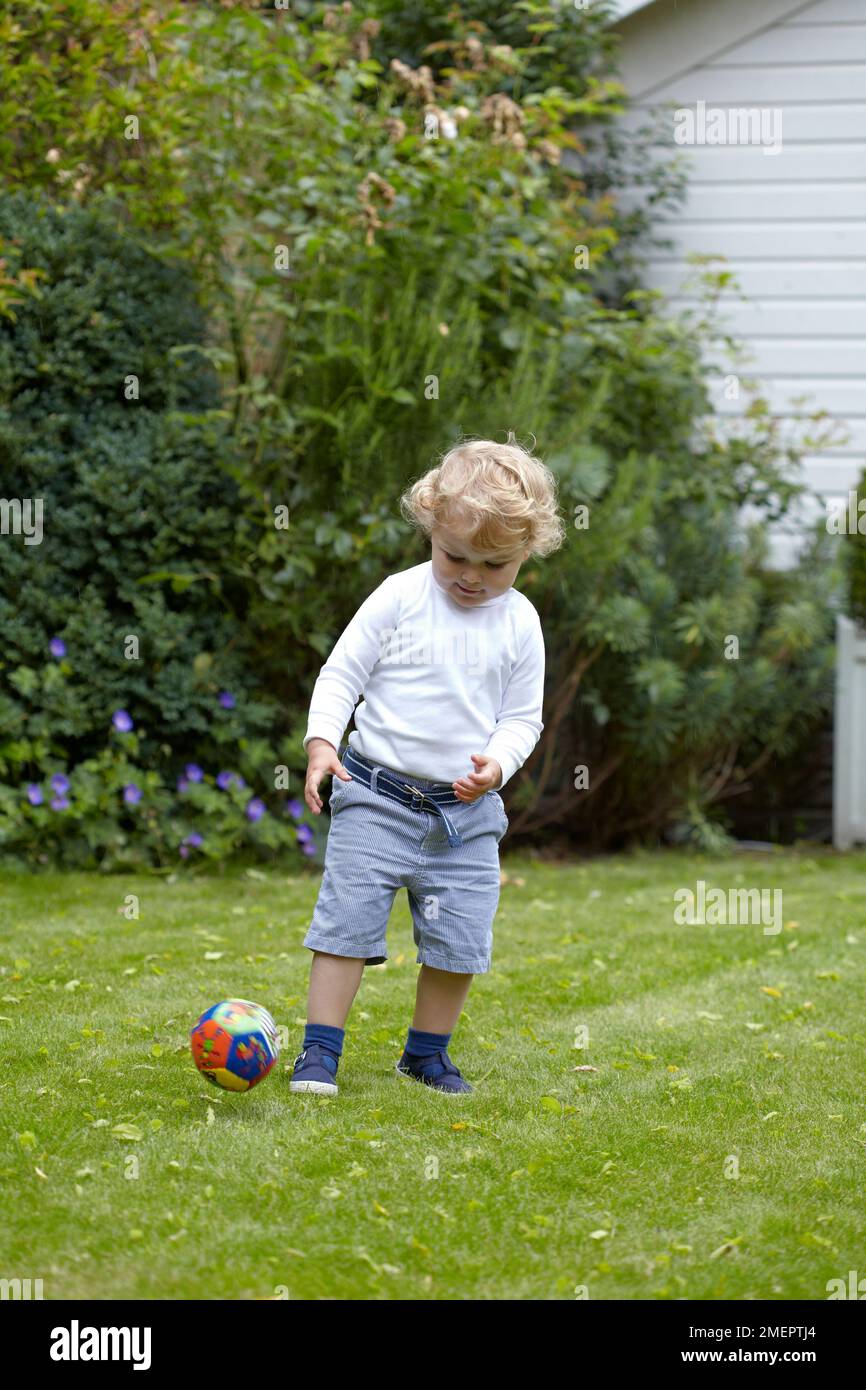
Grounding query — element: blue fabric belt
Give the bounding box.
[341,745,464,849]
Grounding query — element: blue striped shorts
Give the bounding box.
[303,747,509,974]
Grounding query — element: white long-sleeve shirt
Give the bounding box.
[302,560,545,788]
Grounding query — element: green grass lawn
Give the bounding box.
[1,847,864,1301]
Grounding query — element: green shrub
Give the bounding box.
[168,3,834,849]
[0,3,841,856]
[0,194,311,867]
[845,472,866,624]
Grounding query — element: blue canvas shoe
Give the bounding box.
[289,1042,339,1096]
[395,1049,472,1094]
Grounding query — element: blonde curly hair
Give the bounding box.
[399,433,566,559]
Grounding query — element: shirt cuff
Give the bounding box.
[303,724,344,756]
[482,745,520,790]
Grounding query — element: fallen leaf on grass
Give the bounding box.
[111,1123,143,1141]
[709,1237,743,1259]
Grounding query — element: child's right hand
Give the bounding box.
[304,739,352,815]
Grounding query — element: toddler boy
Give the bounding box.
[291,435,564,1095]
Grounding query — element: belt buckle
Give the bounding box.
[401,781,428,811]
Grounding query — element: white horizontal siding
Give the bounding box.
[648,63,866,103]
[620,103,866,141]
[648,261,866,297]
[638,144,866,182]
[650,222,866,257]
[786,0,866,22]
[710,412,864,453]
[612,0,866,547]
[635,184,865,219]
[705,22,866,63]
[728,452,862,499]
[667,298,865,335]
[797,458,864,493]
[706,375,866,413]
[704,340,866,375]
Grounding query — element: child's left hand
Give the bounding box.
[452,753,503,803]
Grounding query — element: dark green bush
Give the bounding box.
[0,194,308,867]
[846,472,866,624]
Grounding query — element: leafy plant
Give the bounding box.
[0,1,841,857]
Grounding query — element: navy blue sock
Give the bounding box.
[303,1022,344,1068]
[405,1026,451,1059]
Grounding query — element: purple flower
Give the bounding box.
[51,773,70,795]
[26,784,43,806]
[246,797,266,822]
[296,824,314,845]
[301,842,317,857]
[177,777,190,793]
[49,637,66,659]
[216,770,236,790]
[179,844,190,859]
[218,691,236,710]
[123,784,142,805]
[184,832,204,848]
[113,710,133,733]
[51,796,71,811]
[286,798,303,820]
[185,763,204,783]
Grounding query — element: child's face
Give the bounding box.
[430,524,529,607]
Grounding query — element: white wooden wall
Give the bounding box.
[834,614,866,847]
[612,0,866,560]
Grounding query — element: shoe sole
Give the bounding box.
[395,1061,471,1095]
[289,1078,338,1096]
